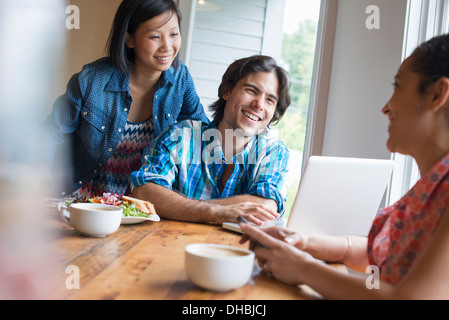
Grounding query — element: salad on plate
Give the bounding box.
[65,193,160,224]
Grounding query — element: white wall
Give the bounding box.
[187,0,268,111]
[321,0,408,160]
[52,0,122,107]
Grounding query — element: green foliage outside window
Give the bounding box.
[277,20,318,217]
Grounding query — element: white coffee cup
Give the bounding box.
[58,202,122,237]
[184,243,255,292]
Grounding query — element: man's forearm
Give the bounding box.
[132,183,221,223]
[133,183,280,224]
[208,195,278,214]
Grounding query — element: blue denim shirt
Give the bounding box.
[45,57,209,197]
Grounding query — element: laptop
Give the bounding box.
[223,156,394,237]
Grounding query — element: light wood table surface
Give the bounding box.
[42,209,346,300]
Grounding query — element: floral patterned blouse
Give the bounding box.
[368,152,449,285]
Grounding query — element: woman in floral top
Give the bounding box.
[240,34,449,299]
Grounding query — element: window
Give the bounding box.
[275,0,321,216]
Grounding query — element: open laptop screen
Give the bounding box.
[286,156,394,236]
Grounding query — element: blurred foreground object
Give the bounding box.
[0,0,65,299]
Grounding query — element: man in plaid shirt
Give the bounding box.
[132,55,291,225]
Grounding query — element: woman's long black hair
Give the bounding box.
[106,0,182,74]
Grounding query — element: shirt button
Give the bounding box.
[155,95,158,99]
[166,113,171,119]
[98,162,102,167]
[124,108,128,112]
[94,170,98,174]
[101,126,106,130]
[108,148,113,152]
[154,116,158,120]
[61,192,66,196]
[83,111,88,116]
[118,128,122,133]
[144,168,149,172]
[79,181,83,185]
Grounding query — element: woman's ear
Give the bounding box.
[430,77,449,112]
[125,33,134,48]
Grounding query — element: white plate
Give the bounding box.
[121,214,160,225]
[59,202,160,225]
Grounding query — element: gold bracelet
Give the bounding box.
[340,236,352,262]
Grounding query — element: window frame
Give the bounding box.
[302,0,339,168]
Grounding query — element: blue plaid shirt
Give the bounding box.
[44,57,208,197]
[131,120,289,217]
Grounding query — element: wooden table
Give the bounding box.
[42,209,345,301]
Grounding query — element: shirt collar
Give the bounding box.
[105,68,129,92]
[163,66,175,85]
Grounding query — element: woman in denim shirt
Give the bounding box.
[45,0,209,199]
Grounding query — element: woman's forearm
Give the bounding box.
[302,235,370,272]
[301,258,395,300]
